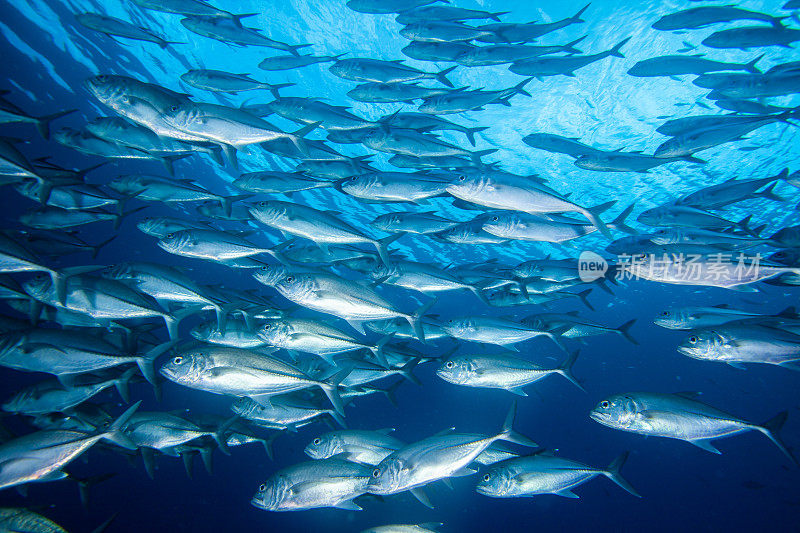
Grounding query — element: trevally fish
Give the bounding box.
[371,211,457,234]
[259,53,344,71]
[367,403,537,507]
[401,41,476,62]
[75,13,181,48]
[652,6,786,30]
[347,82,452,104]
[628,54,762,77]
[158,345,348,414]
[181,70,292,98]
[476,450,640,498]
[0,402,138,490]
[330,58,455,87]
[509,39,629,78]
[477,5,590,44]
[590,392,794,462]
[436,350,583,395]
[653,304,775,330]
[180,16,309,54]
[272,271,436,340]
[702,25,800,50]
[305,429,404,465]
[677,323,800,369]
[132,0,255,24]
[251,458,372,511]
[455,39,585,67]
[442,316,566,351]
[417,79,532,114]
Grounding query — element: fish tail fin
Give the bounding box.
[572,3,591,23]
[136,340,177,386]
[35,109,77,140]
[260,431,280,460]
[745,54,764,74]
[603,451,642,497]
[366,335,392,368]
[754,411,797,465]
[69,471,116,510]
[754,181,785,202]
[159,39,185,49]
[499,400,538,447]
[610,203,637,234]
[199,445,214,474]
[514,77,533,97]
[91,235,116,260]
[582,204,612,238]
[680,155,706,164]
[101,401,141,450]
[232,13,259,26]
[289,43,313,56]
[319,368,350,416]
[373,232,403,265]
[160,153,191,176]
[290,120,321,156]
[467,283,489,305]
[114,205,147,231]
[89,513,118,533]
[206,144,225,166]
[113,367,137,403]
[609,37,631,58]
[470,148,498,165]
[616,318,638,345]
[399,357,422,385]
[556,350,585,392]
[406,296,437,343]
[181,450,194,479]
[564,35,587,54]
[465,126,488,146]
[268,82,294,99]
[576,288,594,311]
[435,65,457,88]
[490,11,510,21]
[212,415,239,456]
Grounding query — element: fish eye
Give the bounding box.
[445,361,454,369]
[285,276,294,283]
[259,201,267,207]
[258,483,266,491]
[97,75,108,81]
[483,474,491,482]
[165,233,174,239]
[491,216,498,222]
[263,323,271,330]
[600,400,610,409]
[458,175,465,181]
[169,104,179,112]
[372,468,381,478]
[660,311,669,316]
[313,438,321,445]
[173,356,183,365]
[689,336,698,344]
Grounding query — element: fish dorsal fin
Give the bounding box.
[673,391,702,400]
[375,428,396,435]
[433,427,456,437]
[711,304,730,309]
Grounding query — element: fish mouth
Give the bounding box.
[250,497,269,510]
[676,345,698,358]
[475,485,498,497]
[158,366,176,380]
[589,411,608,424]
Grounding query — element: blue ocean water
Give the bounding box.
[0,0,799,531]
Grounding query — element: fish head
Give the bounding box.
[676,330,724,361]
[276,273,316,300]
[101,262,134,281]
[636,206,666,226]
[159,349,208,384]
[136,217,165,237]
[21,273,53,301]
[768,248,800,266]
[252,264,289,287]
[653,308,685,329]
[251,475,290,511]
[481,212,517,237]
[84,74,127,106]
[304,431,344,459]
[162,101,200,131]
[107,174,141,195]
[475,466,513,497]
[446,172,486,200]
[589,394,641,430]
[248,200,285,224]
[444,317,473,336]
[189,321,217,342]
[157,230,193,255]
[231,397,262,418]
[436,355,476,385]
[367,457,405,494]
[256,319,293,345]
[371,213,400,232]
[338,173,377,197]
[648,228,680,245]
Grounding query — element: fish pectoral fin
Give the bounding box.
[451,466,477,477]
[687,439,721,454]
[345,319,366,335]
[554,488,580,498]
[507,387,528,397]
[37,470,69,482]
[333,500,362,511]
[440,478,454,490]
[410,486,434,509]
[248,393,274,407]
[19,342,66,354]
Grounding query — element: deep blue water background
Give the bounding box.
[0,0,799,531]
